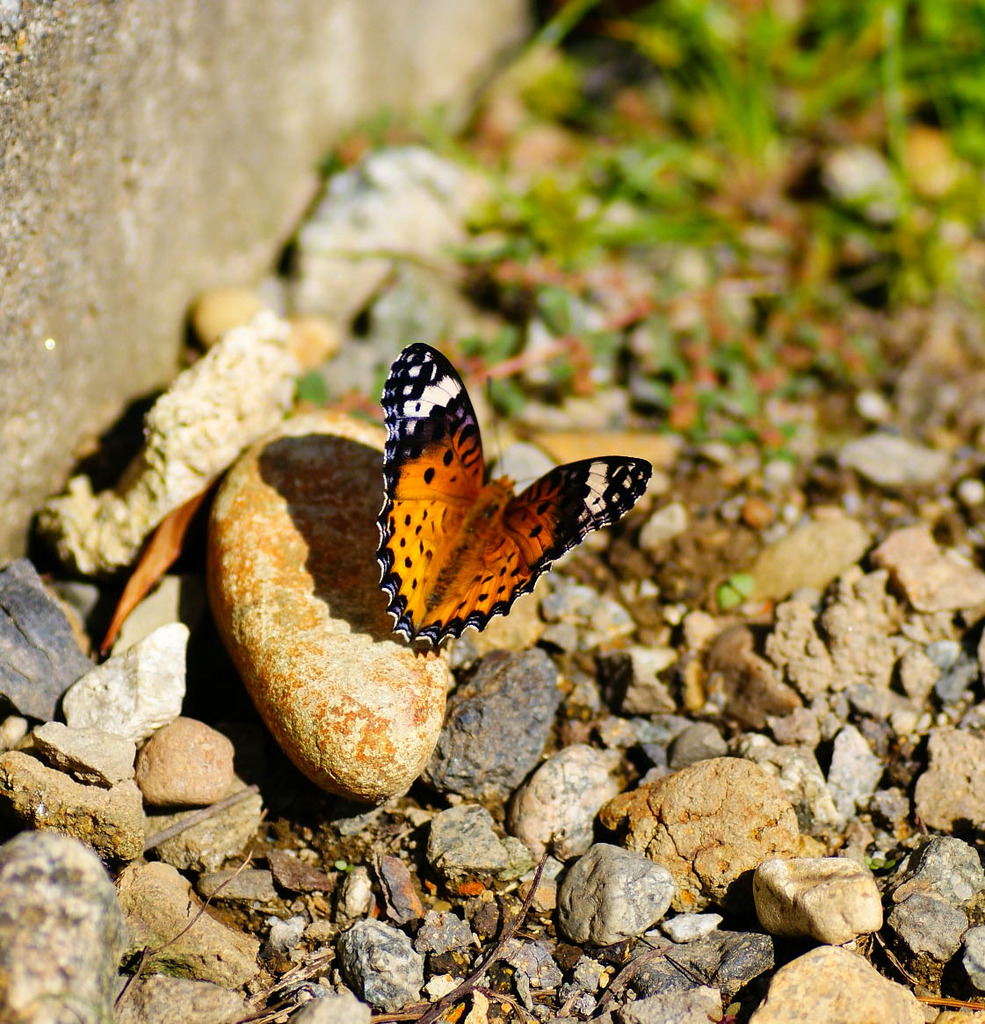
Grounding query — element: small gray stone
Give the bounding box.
[414,910,474,954]
[268,914,306,953]
[117,860,259,987]
[825,725,883,820]
[618,987,722,1024]
[62,623,187,743]
[114,976,247,1024]
[292,991,372,1024]
[667,722,728,769]
[145,785,263,872]
[423,648,560,801]
[753,857,882,944]
[504,937,563,991]
[0,831,126,1023]
[639,502,689,555]
[886,894,968,963]
[890,837,985,907]
[337,919,424,1012]
[660,913,722,944]
[838,433,948,487]
[963,926,985,991]
[428,803,533,883]
[197,868,278,904]
[32,720,136,786]
[0,558,93,720]
[557,844,675,945]
[507,744,623,860]
[0,750,144,860]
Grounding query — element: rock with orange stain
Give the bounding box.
[207,411,449,803]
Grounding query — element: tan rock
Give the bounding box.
[748,946,923,1024]
[913,728,985,832]
[135,717,235,807]
[599,757,821,911]
[208,411,449,803]
[190,288,266,348]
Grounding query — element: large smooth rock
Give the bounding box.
[208,412,449,803]
[0,0,529,561]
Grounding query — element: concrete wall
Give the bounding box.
[0,0,528,560]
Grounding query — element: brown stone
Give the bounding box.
[207,411,449,803]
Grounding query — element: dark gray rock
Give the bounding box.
[0,559,92,719]
[0,831,126,1023]
[667,723,727,770]
[631,931,775,1003]
[414,910,474,954]
[423,649,561,800]
[337,919,424,1012]
[504,938,563,992]
[886,894,968,962]
[557,844,675,946]
[115,976,247,1024]
[890,837,985,908]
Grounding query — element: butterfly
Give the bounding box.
[377,344,652,645]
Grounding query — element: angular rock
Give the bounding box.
[747,946,923,1023]
[0,558,93,720]
[196,868,278,904]
[292,991,372,1024]
[599,758,822,911]
[837,432,949,487]
[667,722,728,769]
[424,648,560,800]
[62,623,187,743]
[887,893,968,963]
[618,987,722,1024]
[660,913,722,944]
[753,857,882,944]
[873,525,985,612]
[427,803,533,885]
[208,412,449,803]
[507,744,623,860]
[414,910,475,954]
[914,728,985,832]
[135,716,236,806]
[32,720,136,786]
[749,518,869,602]
[557,843,675,945]
[115,976,247,1024]
[0,831,126,1024]
[117,861,260,987]
[337,918,424,1012]
[825,725,884,820]
[765,599,835,700]
[0,750,143,860]
[890,837,985,907]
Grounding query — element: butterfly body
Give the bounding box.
[378,344,652,646]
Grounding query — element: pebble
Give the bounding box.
[208,412,449,802]
[145,784,264,872]
[292,991,372,1024]
[927,639,979,703]
[377,853,424,924]
[748,518,869,602]
[660,913,722,944]
[617,645,677,715]
[825,725,884,820]
[197,868,278,904]
[414,910,474,954]
[735,733,842,835]
[639,502,688,555]
[837,431,949,487]
[890,837,985,906]
[557,843,675,945]
[855,389,892,422]
[268,914,307,953]
[0,558,94,720]
[873,525,985,611]
[504,937,563,994]
[767,707,821,748]
[958,477,985,507]
[62,623,187,743]
[0,750,144,860]
[705,625,801,730]
[190,287,266,347]
[897,644,940,704]
[116,976,247,1024]
[427,803,533,885]
[336,918,424,1013]
[913,728,985,831]
[666,722,727,769]
[0,832,126,1023]
[117,860,260,987]
[424,648,560,801]
[887,892,969,964]
[267,848,336,893]
[135,716,236,806]
[753,857,882,944]
[0,715,28,751]
[632,930,774,1003]
[619,987,722,1024]
[507,744,623,860]
[747,945,924,1023]
[764,599,836,700]
[539,576,636,649]
[599,758,821,911]
[963,927,985,992]
[32,720,136,786]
